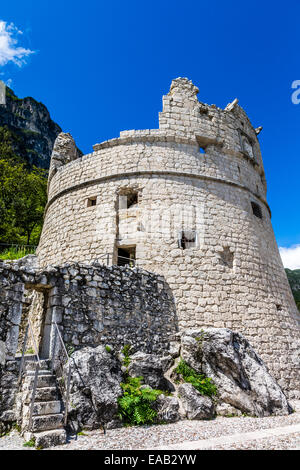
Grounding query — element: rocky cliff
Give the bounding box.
[285,268,300,311]
[0,87,62,168]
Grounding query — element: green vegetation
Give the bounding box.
[6,87,22,102]
[285,269,300,312]
[0,133,47,248]
[12,422,21,433]
[23,437,36,448]
[105,345,112,353]
[25,348,35,355]
[121,344,131,368]
[118,344,167,426]
[174,359,217,398]
[0,429,10,438]
[0,246,36,260]
[66,344,75,357]
[118,376,163,426]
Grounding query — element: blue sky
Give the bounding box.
[0,0,300,265]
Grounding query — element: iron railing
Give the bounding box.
[51,322,71,426]
[18,318,42,431]
[94,253,137,267]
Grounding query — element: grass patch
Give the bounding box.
[0,246,36,260]
[174,359,217,398]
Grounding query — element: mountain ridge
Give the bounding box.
[0,86,62,168]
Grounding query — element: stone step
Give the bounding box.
[31,413,64,432]
[24,374,57,388]
[32,401,61,416]
[23,429,66,448]
[26,370,52,377]
[24,359,51,371]
[23,386,58,404]
[34,429,66,449]
[35,387,59,402]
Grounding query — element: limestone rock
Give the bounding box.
[178,383,215,420]
[127,352,174,392]
[66,345,123,431]
[14,254,39,270]
[153,395,181,423]
[50,132,81,176]
[216,403,242,417]
[181,328,292,417]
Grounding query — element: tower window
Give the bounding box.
[117,246,136,266]
[127,192,138,208]
[87,197,97,207]
[118,190,139,209]
[179,230,198,249]
[251,201,262,219]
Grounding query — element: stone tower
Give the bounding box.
[37,78,300,398]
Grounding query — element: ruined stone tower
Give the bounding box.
[37,78,300,398]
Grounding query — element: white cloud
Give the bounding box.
[279,245,300,270]
[0,21,34,67]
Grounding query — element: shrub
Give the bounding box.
[118,376,163,426]
[121,344,131,368]
[175,359,217,397]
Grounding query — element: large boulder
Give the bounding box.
[178,383,215,420]
[65,345,123,431]
[181,328,292,417]
[153,395,181,423]
[127,352,174,392]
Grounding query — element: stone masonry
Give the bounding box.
[0,257,178,431]
[35,77,300,398]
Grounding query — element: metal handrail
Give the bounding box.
[18,318,42,431]
[94,253,138,267]
[51,322,71,426]
[117,255,136,266]
[0,243,37,248]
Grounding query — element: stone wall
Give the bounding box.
[35,78,300,398]
[0,257,178,428]
[0,258,178,363]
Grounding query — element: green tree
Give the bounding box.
[0,157,47,245]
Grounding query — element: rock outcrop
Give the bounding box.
[153,395,181,423]
[49,132,82,180]
[178,383,215,420]
[0,87,62,168]
[127,352,174,392]
[65,345,123,432]
[181,328,292,417]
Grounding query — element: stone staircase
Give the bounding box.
[19,358,66,448]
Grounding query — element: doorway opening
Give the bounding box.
[17,288,50,358]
